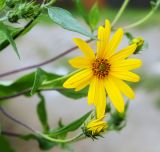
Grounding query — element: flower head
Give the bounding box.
[63,19,142,117]
[83,116,107,139]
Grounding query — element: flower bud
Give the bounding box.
[8,12,19,23]
[130,37,144,54]
[82,116,107,139]
[6,0,19,8]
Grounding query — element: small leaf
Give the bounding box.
[47,7,94,38]
[21,134,56,150]
[49,111,92,137]
[37,93,49,132]
[0,22,20,59]
[31,68,47,95]
[0,135,15,152]
[0,0,5,11]
[125,32,134,41]
[88,3,100,31]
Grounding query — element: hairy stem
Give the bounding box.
[124,0,160,29]
[0,107,36,133]
[111,0,130,26]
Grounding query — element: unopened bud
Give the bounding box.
[130,37,144,54]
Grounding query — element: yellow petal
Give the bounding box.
[109,44,137,63]
[111,59,142,71]
[111,77,135,99]
[75,77,92,91]
[88,77,98,105]
[63,69,92,89]
[88,78,106,114]
[73,38,95,59]
[97,26,105,58]
[104,77,125,113]
[96,80,106,118]
[97,20,111,58]
[110,70,140,82]
[105,28,124,59]
[69,56,91,69]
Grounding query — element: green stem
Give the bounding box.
[0,17,7,22]
[111,0,130,27]
[39,132,83,143]
[45,0,57,7]
[124,0,160,29]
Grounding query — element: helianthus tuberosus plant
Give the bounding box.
[0,0,159,151]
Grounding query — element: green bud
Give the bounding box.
[6,0,19,8]
[8,12,19,23]
[130,37,144,54]
[19,2,40,19]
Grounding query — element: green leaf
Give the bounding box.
[47,7,94,38]
[37,93,49,132]
[0,0,5,11]
[0,135,15,152]
[49,111,92,137]
[22,134,56,150]
[88,3,100,31]
[0,22,20,59]
[0,70,88,101]
[74,0,88,22]
[31,68,47,95]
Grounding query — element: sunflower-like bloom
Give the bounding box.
[83,116,107,138]
[63,19,142,117]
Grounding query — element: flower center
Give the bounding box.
[92,58,111,79]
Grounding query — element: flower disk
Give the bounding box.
[92,58,111,79]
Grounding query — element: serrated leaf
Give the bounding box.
[47,7,95,38]
[49,111,92,137]
[0,0,5,11]
[0,22,20,59]
[21,134,56,150]
[88,3,100,31]
[0,135,15,152]
[37,93,49,132]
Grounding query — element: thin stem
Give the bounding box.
[124,0,160,29]
[0,89,30,100]
[1,131,23,138]
[39,132,83,143]
[0,39,92,78]
[0,106,36,133]
[111,0,130,26]
[45,0,57,7]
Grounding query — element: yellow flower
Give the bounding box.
[63,19,142,117]
[83,116,107,138]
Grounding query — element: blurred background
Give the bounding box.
[0,0,160,152]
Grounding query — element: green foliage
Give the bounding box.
[0,135,15,152]
[37,93,49,133]
[0,22,20,59]
[88,3,101,31]
[0,0,5,10]
[22,134,56,150]
[0,69,88,100]
[108,102,129,131]
[47,7,94,38]
[31,68,48,95]
[49,111,92,137]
